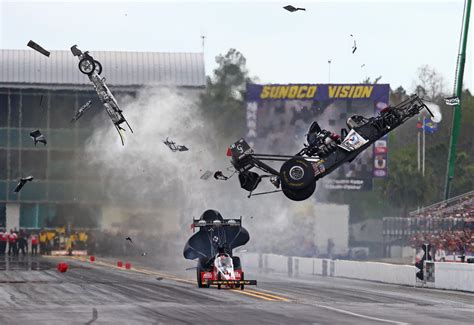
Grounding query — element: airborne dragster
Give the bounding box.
[183,210,257,290]
[229,95,432,201]
[70,45,133,145]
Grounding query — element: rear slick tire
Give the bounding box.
[280,158,315,190]
[282,181,316,201]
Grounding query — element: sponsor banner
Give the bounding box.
[373,134,388,177]
[246,84,390,101]
[246,83,390,190]
[373,103,390,178]
[338,129,369,151]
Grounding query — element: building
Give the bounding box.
[0,49,205,230]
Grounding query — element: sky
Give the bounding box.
[0,0,472,92]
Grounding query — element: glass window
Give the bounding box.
[76,181,103,202]
[9,149,20,179]
[8,129,19,147]
[49,182,74,201]
[0,149,6,179]
[0,182,7,202]
[21,150,47,179]
[75,153,101,180]
[39,204,57,228]
[7,180,19,201]
[21,94,47,128]
[19,181,47,201]
[49,150,75,181]
[0,129,8,148]
[10,93,21,128]
[49,129,76,149]
[49,92,76,128]
[20,203,39,228]
[76,129,95,148]
[0,94,8,127]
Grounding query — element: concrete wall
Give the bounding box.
[435,262,474,292]
[6,203,20,231]
[334,260,416,286]
[241,252,474,293]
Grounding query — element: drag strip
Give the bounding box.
[1,255,473,324]
[66,256,290,302]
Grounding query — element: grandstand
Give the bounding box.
[383,191,474,259]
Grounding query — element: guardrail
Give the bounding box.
[239,252,474,292]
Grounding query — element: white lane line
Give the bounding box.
[312,303,410,325]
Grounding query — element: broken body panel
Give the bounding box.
[70,45,133,145]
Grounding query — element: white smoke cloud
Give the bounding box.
[82,87,311,261]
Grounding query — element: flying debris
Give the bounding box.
[214,171,229,181]
[156,277,163,281]
[125,237,133,244]
[27,40,50,57]
[361,64,366,68]
[30,130,47,146]
[350,34,357,54]
[163,137,189,152]
[39,95,44,108]
[200,170,213,180]
[444,96,460,106]
[14,176,34,193]
[71,100,93,122]
[283,5,306,12]
[141,252,147,256]
[70,45,133,145]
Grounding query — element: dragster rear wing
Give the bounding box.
[191,217,242,232]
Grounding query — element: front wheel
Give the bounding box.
[196,264,204,288]
[94,60,103,75]
[78,58,96,75]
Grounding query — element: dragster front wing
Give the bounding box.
[207,280,257,286]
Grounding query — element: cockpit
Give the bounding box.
[214,253,235,279]
[346,115,369,129]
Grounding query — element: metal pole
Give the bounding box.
[417,128,421,171]
[444,0,471,199]
[422,116,426,177]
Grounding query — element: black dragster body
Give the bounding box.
[230,95,432,201]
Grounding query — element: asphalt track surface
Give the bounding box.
[0,255,473,324]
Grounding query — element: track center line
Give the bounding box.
[61,256,288,301]
[233,290,277,301]
[310,303,410,325]
[244,289,290,301]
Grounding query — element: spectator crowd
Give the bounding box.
[384,191,474,258]
[0,227,89,256]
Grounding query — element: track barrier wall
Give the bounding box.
[240,253,474,292]
[434,262,474,292]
